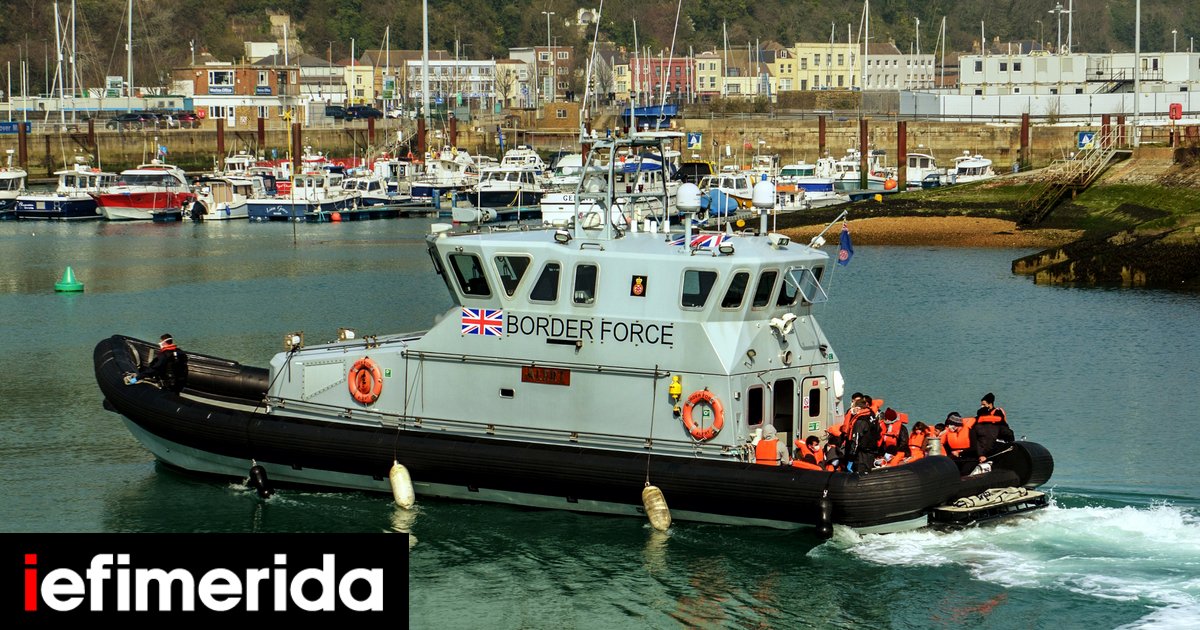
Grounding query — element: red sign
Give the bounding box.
[521,366,571,386]
[1169,103,1183,120]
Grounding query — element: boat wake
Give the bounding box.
[826,493,1200,628]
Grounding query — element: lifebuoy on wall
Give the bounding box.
[681,389,724,441]
[348,357,383,404]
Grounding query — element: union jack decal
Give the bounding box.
[671,232,730,249]
[461,307,504,337]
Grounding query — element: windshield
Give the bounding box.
[118,174,176,187]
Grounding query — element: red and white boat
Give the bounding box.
[95,160,194,221]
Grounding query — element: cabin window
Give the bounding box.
[722,272,750,308]
[746,385,765,427]
[494,255,532,297]
[448,253,491,297]
[751,270,778,309]
[573,264,598,305]
[530,262,561,303]
[681,269,718,309]
[793,267,828,305]
[806,382,823,419]
[773,378,795,430]
[776,272,800,307]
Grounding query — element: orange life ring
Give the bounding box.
[681,389,724,441]
[348,357,383,405]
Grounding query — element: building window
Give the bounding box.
[1014,62,1022,71]
[1050,88,1058,94]
[974,88,983,95]
[837,75,843,87]
[257,71,269,86]
[974,60,983,72]
[813,54,820,66]
[557,51,568,60]
[1013,87,1021,94]
[837,54,844,66]
[1000,62,1007,71]
[800,58,807,70]
[539,52,550,61]
[208,70,233,93]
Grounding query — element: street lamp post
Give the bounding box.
[542,11,555,103]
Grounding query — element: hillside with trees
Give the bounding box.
[1,0,1196,93]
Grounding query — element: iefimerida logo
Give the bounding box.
[23,552,385,613]
[5,532,406,622]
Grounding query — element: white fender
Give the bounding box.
[641,485,671,532]
[389,461,415,509]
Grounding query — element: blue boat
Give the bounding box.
[15,159,118,220]
[245,171,357,222]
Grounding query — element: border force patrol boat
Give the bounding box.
[94,132,1052,537]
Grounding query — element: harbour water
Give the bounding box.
[1,218,1198,628]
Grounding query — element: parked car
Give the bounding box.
[105,112,148,130]
[346,105,384,120]
[175,111,200,128]
[386,107,417,119]
[324,105,347,121]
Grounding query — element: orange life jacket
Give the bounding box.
[941,418,975,453]
[791,441,826,470]
[977,413,1003,424]
[877,412,908,449]
[888,428,928,466]
[755,438,781,466]
[841,407,872,437]
[870,398,884,413]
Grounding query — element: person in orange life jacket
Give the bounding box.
[876,407,909,463]
[792,435,829,470]
[821,425,846,469]
[839,393,866,436]
[754,422,790,466]
[941,412,986,475]
[976,392,1015,443]
[131,334,188,393]
[885,421,932,467]
[846,404,882,473]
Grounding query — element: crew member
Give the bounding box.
[130,334,188,393]
[976,392,1015,443]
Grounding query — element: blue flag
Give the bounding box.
[837,224,854,266]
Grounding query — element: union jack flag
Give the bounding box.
[461,307,504,337]
[671,233,730,249]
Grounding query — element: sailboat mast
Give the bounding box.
[126,0,132,112]
[422,0,430,131]
[55,2,64,127]
[70,0,76,121]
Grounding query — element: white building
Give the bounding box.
[404,58,496,109]
[959,51,1200,96]
[863,43,936,91]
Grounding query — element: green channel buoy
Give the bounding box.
[55,266,84,292]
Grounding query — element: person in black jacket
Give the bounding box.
[976,392,1016,443]
[131,334,188,392]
